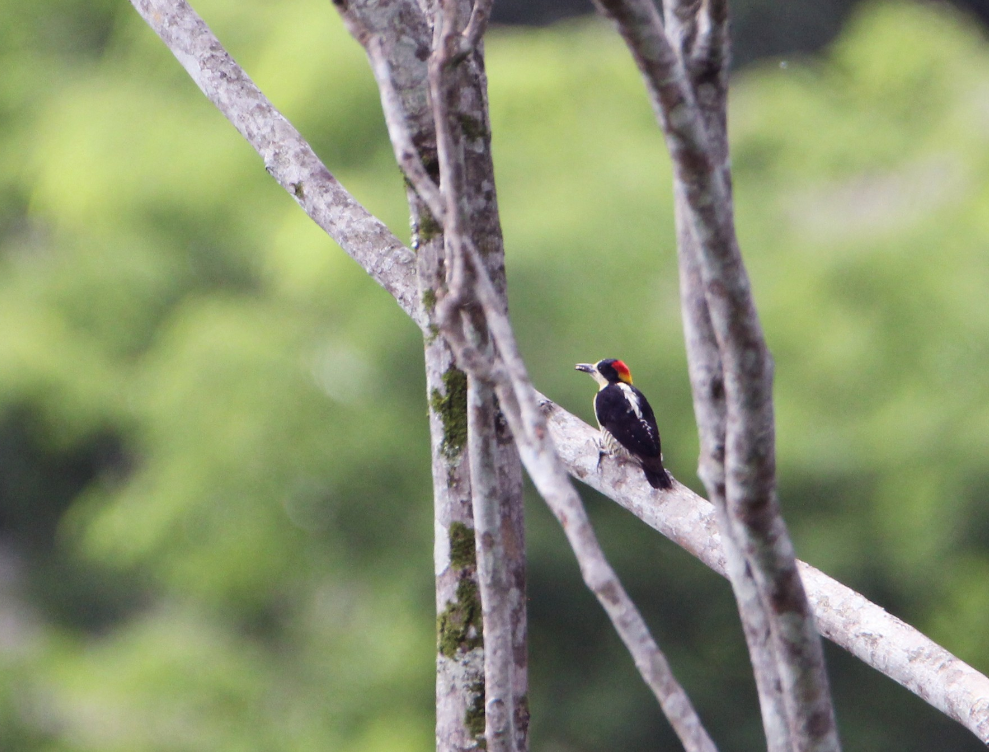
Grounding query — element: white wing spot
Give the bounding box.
[619,383,643,420]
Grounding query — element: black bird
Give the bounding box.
[575,358,672,490]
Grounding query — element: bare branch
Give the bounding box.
[129,0,424,329]
[366,38,447,223]
[677,217,792,752]
[662,0,701,57]
[461,0,495,51]
[543,400,989,746]
[670,10,788,740]
[693,0,729,72]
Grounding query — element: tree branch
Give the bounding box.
[664,3,789,748]
[542,399,989,745]
[461,0,495,52]
[366,38,447,223]
[128,0,424,329]
[678,218,792,752]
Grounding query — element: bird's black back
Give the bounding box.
[594,383,661,459]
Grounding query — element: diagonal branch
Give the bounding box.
[441,240,720,752]
[461,0,495,51]
[366,37,447,223]
[128,0,424,329]
[542,401,989,745]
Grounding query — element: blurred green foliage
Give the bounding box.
[1,0,988,749]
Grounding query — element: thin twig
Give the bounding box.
[366,38,447,223]
[461,0,495,51]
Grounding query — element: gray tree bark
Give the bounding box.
[334,2,529,749]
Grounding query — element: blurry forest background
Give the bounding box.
[3,0,989,749]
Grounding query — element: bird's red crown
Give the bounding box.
[611,360,633,384]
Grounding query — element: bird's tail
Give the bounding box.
[643,461,673,490]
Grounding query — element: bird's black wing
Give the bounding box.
[594,384,661,459]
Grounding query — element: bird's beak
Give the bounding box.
[575,363,595,374]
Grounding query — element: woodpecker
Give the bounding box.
[575,358,672,490]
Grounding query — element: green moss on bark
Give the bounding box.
[449,521,477,569]
[430,366,468,461]
[458,113,489,142]
[422,287,437,312]
[437,576,483,658]
[417,209,442,243]
[465,679,486,745]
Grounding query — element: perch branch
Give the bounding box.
[542,400,989,745]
